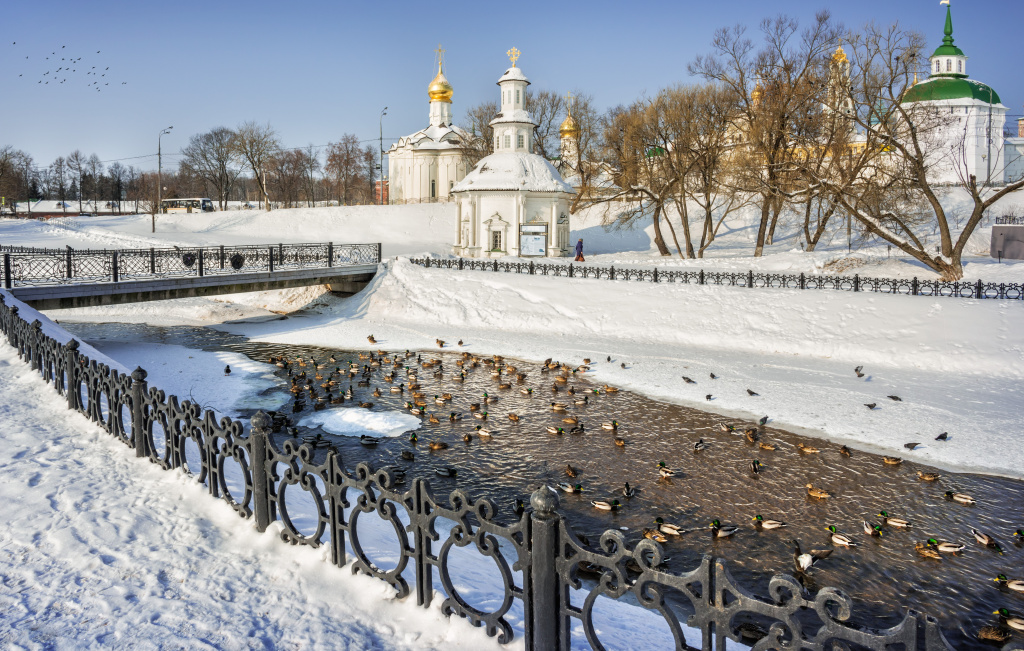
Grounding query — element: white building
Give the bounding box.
[386,55,469,203]
[451,50,574,258]
[901,4,1008,185]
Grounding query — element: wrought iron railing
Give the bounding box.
[0,242,382,289]
[995,217,1024,225]
[409,257,1024,301]
[0,293,1020,651]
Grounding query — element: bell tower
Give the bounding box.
[490,47,537,153]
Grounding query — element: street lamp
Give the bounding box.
[156,126,173,232]
[379,107,387,205]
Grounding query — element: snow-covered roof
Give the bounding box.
[497,67,529,84]
[389,124,468,153]
[489,109,536,127]
[452,152,573,194]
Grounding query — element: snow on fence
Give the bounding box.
[1,293,1018,651]
[411,258,1024,302]
[0,242,382,289]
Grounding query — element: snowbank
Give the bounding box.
[299,408,421,438]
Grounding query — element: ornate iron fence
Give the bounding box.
[0,242,382,289]
[1,294,1021,651]
[410,258,1024,301]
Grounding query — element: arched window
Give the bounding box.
[516,89,520,105]
[946,59,951,72]
[935,60,940,72]
[505,135,511,149]
[431,180,436,198]
[957,60,962,73]
[517,134,524,149]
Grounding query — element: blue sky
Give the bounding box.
[2,0,1019,170]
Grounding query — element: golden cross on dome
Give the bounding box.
[434,44,446,69]
[565,91,574,113]
[507,47,520,67]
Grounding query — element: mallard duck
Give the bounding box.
[995,574,1024,592]
[914,542,942,559]
[556,482,583,493]
[521,388,533,396]
[796,443,819,454]
[978,626,1012,643]
[927,538,964,553]
[546,426,565,435]
[749,460,764,474]
[883,456,903,466]
[744,428,759,443]
[449,412,463,422]
[360,435,380,446]
[994,609,1024,632]
[372,387,382,397]
[473,411,488,420]
[972,529,1004,554]
[400,449,415,461]
[710,520,739,538]
[758,441,776,451]
[863,521,884,537]
[793,540,832,572]
[428,441,449,451]
[1014,529,1023,541]
[654,517,683,535]
[409,432,418,443]
[622,482,636,498]
[569,424,586,435]
[562,416,579,425]
[945,491,976,505]
[574,397,588,406]
[565,464,579,478]
[614,437,627,447]
[468,403,480,411]
[591,499,621,511]
[601,421,618,430]
[878,511,912,528]
[826,525,857,547]
[508,413,520,423]
[428,413,440,425]
[917,471,940,481]
[462,432,472,443]
[367,335,376,344]
[752,515,787,530]
[483,393,499,404]
[603,385,620,393]
[693,439,706,452]
[435,466,457,477]
[551,402,568,412]
[643,528,668,543]
[511,498,525,518]
[806,483,832,499]
[718,423,735,433]
[474,426,494,438]
[434,396,446,405]
[657,461,676,478]
[839,445,852,457]
[390,384,404,393]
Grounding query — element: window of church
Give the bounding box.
[491,230,502,251]
[946,59,951,72]
[517,134,524,149]
[505,135,511,149]
[431,180,436,198]
[935,60,940,72]
[957,60,962,73]
[516,89,520,105]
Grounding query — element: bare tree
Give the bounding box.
[527,89,565,159]
[326,135,366,205]
[232,122,280,211]
[48,157,70,213]
[180,127,241,210]
[301,144,321,207]
[268,150,304,208]
[459,100,499,168]
[67,150,86,214]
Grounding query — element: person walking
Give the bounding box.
[574,238,585,262]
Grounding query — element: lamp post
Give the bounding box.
[379,107,387,205]
[156,126,173,232]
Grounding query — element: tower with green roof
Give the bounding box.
[901,2,1007,185]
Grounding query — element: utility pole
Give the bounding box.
[156,126,173,232]
[379,107,387,205]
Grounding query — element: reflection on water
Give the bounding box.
[63,322,1024,647]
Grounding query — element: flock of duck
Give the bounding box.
[264,342,1023,644]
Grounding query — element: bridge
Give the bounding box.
[1,242,380,310]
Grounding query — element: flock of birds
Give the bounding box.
[258,339,1023,644]
[10,42,127,91]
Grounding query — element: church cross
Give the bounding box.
[565,92,574,113]
[435,44,446,69]
[507,47,520,67]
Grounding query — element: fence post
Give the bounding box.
[530,261,535,275]
[66,246,73,279]
[493,260,498,272]
[528,486,561,651]
[609,266,615,281]
[975,279,983,299]
[327,242,333,268]
[568,263,574,278]
[131,367,148,457]
[268,247,274,272]
[799,272,805,290]
[3,253,10,289]
[198,249,204,277]
[149,248,156,274]
[653,267,658,283]
[458,257,464,270]
[220,245,225,269]
[31,320,42,370]
[699,269,705,285]
[111,251,119,283]
[425,258,431,269]
[279,243,284,265]
[376,243,382,263]
[747,270,753,288]
[66,339,80,411]
[912,277,919,296]
[250,411,272,532]
[853,273,860,292]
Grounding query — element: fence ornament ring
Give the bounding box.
[346,489,413,599]
[181,252,197,268]
[229,253,245,270]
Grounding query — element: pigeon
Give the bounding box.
[224,365,231,375]
[935,432,949,441]
[854,365,865,378]
[746,389,759,396]
[758,415,769,426]
[620,363,626,369]
[888,395,902,401]
[705,394,713,401]
[904,442,920,450]
[864,403,877,410]
[681,376,695,384]
[606,356,611,362]
[710,373,718,379]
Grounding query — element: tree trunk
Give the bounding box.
[753,198,771,257]
[651,204,671,256]
[765,195,784,245]
[676,200,695,258]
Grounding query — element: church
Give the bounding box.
[451,48,574,258]
[901,3,1009,185]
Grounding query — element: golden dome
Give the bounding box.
[428,63,453,103]
[559,113,579,139]
[832,44,848,65]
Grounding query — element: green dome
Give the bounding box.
[932,6,964,57]
[902,77,1001,105]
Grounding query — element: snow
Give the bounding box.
[298,408,421,438]
[453,152,573,194]
[497,67,529,83]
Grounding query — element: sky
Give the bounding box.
[1,0,1020,172]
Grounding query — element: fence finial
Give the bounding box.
[530,485,558,516]
[131,366,148,382]
[251,410,272,431]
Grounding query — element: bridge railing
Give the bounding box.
[0,242,381,288]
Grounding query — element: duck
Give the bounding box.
[917,471,940,481]
[569,424,586,435]
[839,445,852,457]
[511,498,525,518]
[758,440,777,451]
[562,416,579,425]
[972,528,1004,554]
[924,538,964,553]
[435,466,457,478]
[793,539,832,572]
[428,413,440,425]
[995,574,1024,592]
[718,423,736,433]
[882,456,903,466]
[945,491,976,505]
[614,437,627,447]
[400,450,415,461]
[878,511,912,528]
[993,608,1024,632]
[449,412,463,422]
[551,402,568,412]
[752,515,787,530]
[409,432,418,444]
[863,521,884,538]
[977,626,1012,643]
[390,384,405,393]
[826,525,857,547]
[591,499,621,511]
[693,439,707,452]
[806,483,832,499]
[743,428,759,443]
[557,482,583,493]
[574,397,588,406]
[468,403,480,411]
[654,517,684,536]
[914,542,942,559]
[360,435,380,446]
[643,528,668,544]
[709,520,739,538]
[462,432,472,443]
[434,395,447,405]
[508,413,520,423]
[657,461,676,478]
[520,388,533,396]
[622,482,636,498]
[796,443,819,454]
[603,385,619,393]
[546,426,565,435]
[565,464,579,478]
[749,460,764,475]
[372,387,382,397]
[601,421,619,430]
[428,441,449,451]
[473,411,488,420]
[475,426,494,438]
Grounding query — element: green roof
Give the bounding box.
[903,77,1001,105]
[932,6,964,57]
